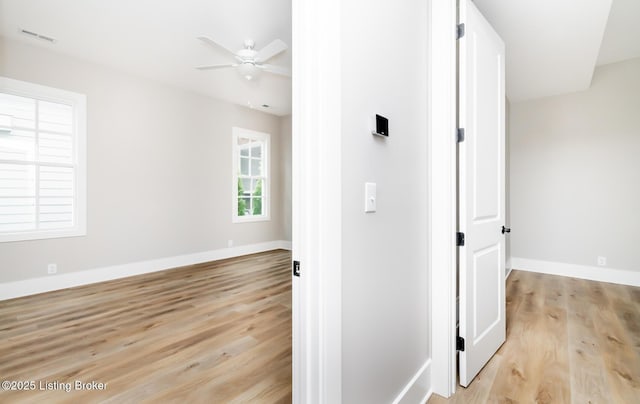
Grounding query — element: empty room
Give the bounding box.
[1,0,639,403]
[1,0,293,402]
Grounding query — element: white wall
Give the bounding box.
[340,0,430,402]
[510,57,640,272]
[0,38,288,283]
[280,115,292,241]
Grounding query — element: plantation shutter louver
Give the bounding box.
[0,92,76,234]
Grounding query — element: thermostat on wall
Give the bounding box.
[372,114,389,137]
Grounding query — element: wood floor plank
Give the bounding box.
[607,283,640,357]
[589,281,640,403]
[486,272,557,403]
[534,272,571,403]
[428,271,640,404]
[0,249,292,403]
[566,278,611,404]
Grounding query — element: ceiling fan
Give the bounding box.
[195,36,290,81]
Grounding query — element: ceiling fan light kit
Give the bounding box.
[196,36,290,81]
[238,62,260,81]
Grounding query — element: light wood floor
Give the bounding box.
[0,249,292,403]
[429,270,640,404]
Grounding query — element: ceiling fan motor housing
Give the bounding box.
[237,47,258,61]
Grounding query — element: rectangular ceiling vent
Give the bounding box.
[19,28,57,44]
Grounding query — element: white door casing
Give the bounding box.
[458,0,506,387]
[428,0,459,397]
[292,0,342,402]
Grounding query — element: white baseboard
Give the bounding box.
[393,358,432,404]
[511,257,640,287]
[0,240,292,301]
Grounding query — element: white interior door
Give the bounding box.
[458,0,506,387]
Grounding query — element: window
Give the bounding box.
[232,127,270,223]
[0,77,86,242]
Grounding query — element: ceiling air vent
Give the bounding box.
[19,28,57,44]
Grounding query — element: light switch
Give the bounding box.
[365,182,376,213]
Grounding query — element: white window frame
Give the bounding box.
[232,127,270,223]
[0,76,87,243]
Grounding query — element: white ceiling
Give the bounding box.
[473,0,614,102]
[2,1,637,108]
[596,0,640,65]
[475,0,640,102]
[0,0,292,116]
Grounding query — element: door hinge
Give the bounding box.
[457,23,465,39]
[456,336,465,351]
[293,260,301,277]
[457,128,465,143]
[457,232,465,247]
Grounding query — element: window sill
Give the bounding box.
[0,227,86,243]
[232,215,271,224]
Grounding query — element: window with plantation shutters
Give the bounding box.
[232,127,270,223]
[0,77,86,242]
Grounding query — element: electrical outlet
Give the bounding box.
[47,264,57,274]
[597,256,607,266]
[228,239,234,248]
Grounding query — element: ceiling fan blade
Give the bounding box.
[257,64,291,77]
[255,39,288,63]
[195,63,237,70]
[197,36,238,58]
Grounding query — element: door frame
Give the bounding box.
[429,0,458,398]
[292,0,458,401]
[291,0,342,402]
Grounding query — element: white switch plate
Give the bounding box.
[365,182,377,213]
[597,256,607,266]
[47,263,57,274]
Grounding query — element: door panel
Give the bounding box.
[459,0,506,387]
[473,245,501,339]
